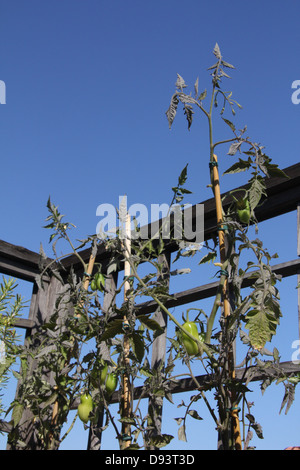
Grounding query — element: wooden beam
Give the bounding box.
[59,162,300,273]
[0,317,35,330]
[0,240,52,282]
[0,360,299,434]
[1,163,300,281]
[135,257,300,316]
[147,252,171,448]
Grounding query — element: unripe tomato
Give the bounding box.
[100,363,108,385]
[95,273,105,291]
[180,321,201,356]
[236,198,251,224]
[105,373,118,395]
[90,279,97,291]
[78,393,93,423]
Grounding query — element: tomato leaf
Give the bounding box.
[138,314,163,332]
[99,319,124,342]
[187,409,203,420]
[149,434,174,449]
[166,93,179,129]
[223,157,251,173]
[130,331,145,363]
[178,424,187,442]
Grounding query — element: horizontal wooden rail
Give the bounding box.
[1,162,300,281]
[58,162,300,274]
[108,360,300,405]
[7,257,300,332]
[1,360,298,433]
[136,257,300,315]
[0,240,52,283]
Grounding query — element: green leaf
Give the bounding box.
[178,164,188,186]
[246,414,264,439]
[187,409,203,420]
[248,175,266,211]
[279,383,295,415]
[199,89,207,101]
[245,306,280,350]
[198,251,217,265]
[130,331,145,363]
[43,391,59,408]
[139,367,154,378]
[183,103,194,130]
[149,434,174,449]
[222,117,236,132]
[138,315,163,332]
[12,402,24,427]
[223,157,251,174]
[99,319,124,341]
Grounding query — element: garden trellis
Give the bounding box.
[0,161,300,450]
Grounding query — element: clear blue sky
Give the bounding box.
[1,0,300,450]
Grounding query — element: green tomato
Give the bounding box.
[181,321,201,356]
[90,279,97,291]
[95,273,105,291]
[78,393,93,423]
[105,373,118,395]
[236,198,251,224]
[100,363,108,385]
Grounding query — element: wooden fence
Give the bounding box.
[1,161,300,449]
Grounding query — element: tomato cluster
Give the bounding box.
[236,197,251,224]
[90,272,105,292]
[78,365,118,424]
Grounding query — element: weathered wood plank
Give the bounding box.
[1,162,300,280]
[1,360,299,434]
[147,252,171,448]
[0,240,52,282]
[59,162,300,273]
[136,257,300,316]
[0,317,35,330]
[87,271,118,451]
[72,360,300,408]
[6,277,68,450]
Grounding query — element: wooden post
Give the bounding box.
[7,276,63,449]
[87,271,118,450]
[147,252,171,448]
[211,154,242,450]
[48,250,97,448]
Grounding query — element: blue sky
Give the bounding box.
[1,0,300,450]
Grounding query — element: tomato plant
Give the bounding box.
[6,44,297,452]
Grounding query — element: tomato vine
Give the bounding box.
[3,44,298,451]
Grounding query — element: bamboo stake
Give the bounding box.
[211,154,242,450]
[121,213,132,449]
